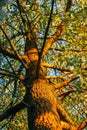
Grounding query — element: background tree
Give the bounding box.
[0,0,87,129]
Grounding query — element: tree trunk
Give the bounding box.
[25,77,62,130]
[23,28,62,130]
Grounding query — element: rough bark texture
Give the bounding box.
[27,78,62,130]
[23,29,62,129]
[0,2,86,128]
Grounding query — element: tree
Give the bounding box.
[0,0,87,129]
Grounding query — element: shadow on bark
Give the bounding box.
[27,96,60,130]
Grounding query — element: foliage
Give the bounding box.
[0,0,87,129]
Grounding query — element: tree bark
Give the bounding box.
[26,77,62,130]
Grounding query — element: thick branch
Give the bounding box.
[0,102,26,122]
[41,22,65,57]
[61,121,77,130]
[61,120,87,130]
[77,120,87,130]
[57,104,75,125]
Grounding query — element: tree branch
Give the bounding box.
[46,72,72,79]
[0,70,17,78]
[36,0,55,76]
[42,22,64,57]
[40,0,54,57]
[5,22,21,34]
[54,76,79,90]
[0,45,19,60]
[61,121,77,130]
[58,90,76,101]
[77,120,87,130]
[42,62,72,72]
[41,22,65,57]
[46,75,64,79]
[0,102,26,122]
[54,48,87,52]
[57,104,75,125]
[65,0,72,12]
[16,0,38,51]
[16,0,26,26]
[0,68,24,80]
[61,120,87,130]
[0,25,20,58]
[0,24,27,68]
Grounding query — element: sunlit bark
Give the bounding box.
[0,0,87,130]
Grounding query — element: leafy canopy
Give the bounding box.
[0,0,87,129]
